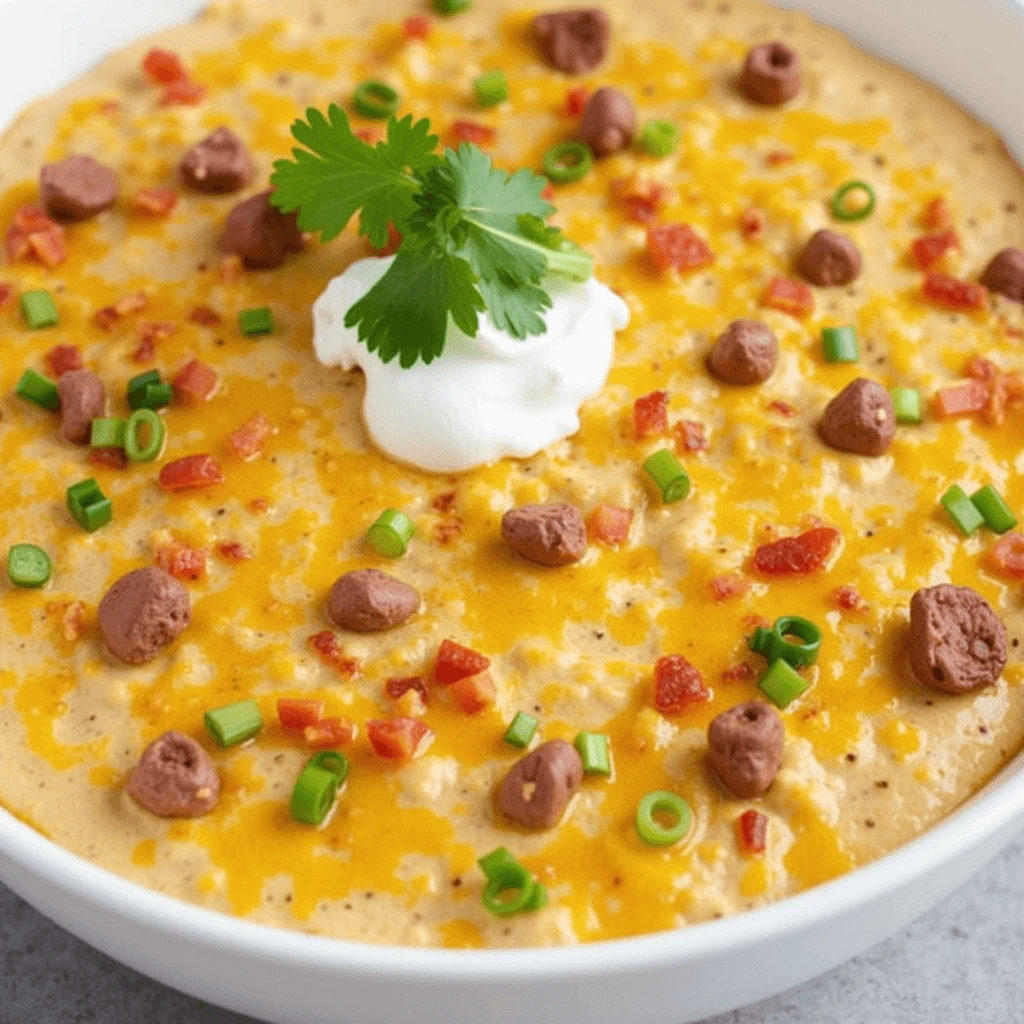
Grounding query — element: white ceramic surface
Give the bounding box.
[2,2,1023,1022]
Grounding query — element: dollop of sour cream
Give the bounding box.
[312,257,631,473]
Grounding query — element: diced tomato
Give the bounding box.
[766,149,794,166]
[922,271,987,312]
[434,638,490,685]
[371,223,403,257]
[133,338,155,363]
[633,389,668,438]
[249,497,270,515]
[304,717,357,749]
[708,573,751,601]
[451,120,496,146]
[92,307,120,331]
[989,533,1024,580]
[188,304,222,326]
[740,207,765,240]
[752,526,841,576]
[566,86,590,117]
[736,809,768,856]
[159,454,225,492]
[355,128,384,145]
[133,321,175,363]
[449,670,497,715]
[161,79,207,106]
[966,355,999,382]
[922,196,952,231]
[229,412,273,460]
[6,206,66,267]
[653,655,710,716]
[586,504,634,547]
[155,540,207,582]
[385,676,430,704]
[367,717,433,761]
[434,519,464,545]
[647,223,715,274]
[767,399,797,417]
[132,187,179,217]
[763,275,814,318]
[675,419,709,453]
[27,228,68,268]
[832,585,868,613]
[540,183,555,202]
[90,447,129,471]
[722,662,754,683]
[612,174,672,224]
[142,48,189,84]
[307,631,361,676]
[403,14,431,39]
[911,229,960,271]
[45,344,82,377]
[0,283,13,308]
[932,379,989,419]
[216,540,251,563]
[432,491,458,514]
[173,358,219,403]
[277,698,325,730]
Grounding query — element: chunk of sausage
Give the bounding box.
[98,567,191,665]
[578,87,636,157]
[497,739,584,829]
[502,503,587,567]
[40,154,118,221]
[707,319,778,385]
[980,247,1024,303]
[532,8,610,75]
[707,701,784,799]
[817,378,895,457]
[740,41,802,106]
[796,229,862,287]
[126,731,220,818]
[219,189,303,269]
[180,128,255,194]
[909,584,1007,694]
[327,569,419,633]
[57,369,105,444]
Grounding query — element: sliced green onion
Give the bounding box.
[478,846,518,880]
[481,862,537,918]
[643,448,691,504]
[971,485,1018,534]
[308,749,351,784]
[366,509,415,558]
[525,883,548,910]
[66,478,112,532]
[749,616,822,668]
[432,0,472,14]
[90,417,126,449]
[831,180,876,222]
[474,70,509,108]
[635,790,692,847]
[575,731,611,775]
[758,658,808,709]
[204,698,263,748]
[20,289,59,329]
[821,325,859,363]
[542,141,593,185]
[15,369,60,411]
[941,484,984,537]
[128,380,173,411]
[238,306,274,337]
[127,369,160,395]
[124,408,166,462]
[890,387,922,425]
[504,711,539,749]
[290,765,340,826]
[7,544,52,588]
[353,80,401,119]
[639,119,681,158]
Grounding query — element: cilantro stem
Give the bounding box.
[466,217,594,283]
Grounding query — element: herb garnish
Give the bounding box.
[270,105,593,367]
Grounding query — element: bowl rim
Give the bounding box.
[2,752,1023,977]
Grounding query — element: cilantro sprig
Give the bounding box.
[270,104,593,368]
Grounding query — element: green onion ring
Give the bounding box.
[542,141,593,184]
[749,615,822,668]
[309,750,350,785]
[353,80,401,119]
[636,790,692,847]
[124,408,166,463]
[481,863,537,917]
[831,180,876,222]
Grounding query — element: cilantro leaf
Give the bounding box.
[269,105,439,248]
[343,236,484,367]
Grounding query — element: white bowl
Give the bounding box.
[2,1,1023,1021]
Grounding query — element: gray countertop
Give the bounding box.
[2,836,1019,1024]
